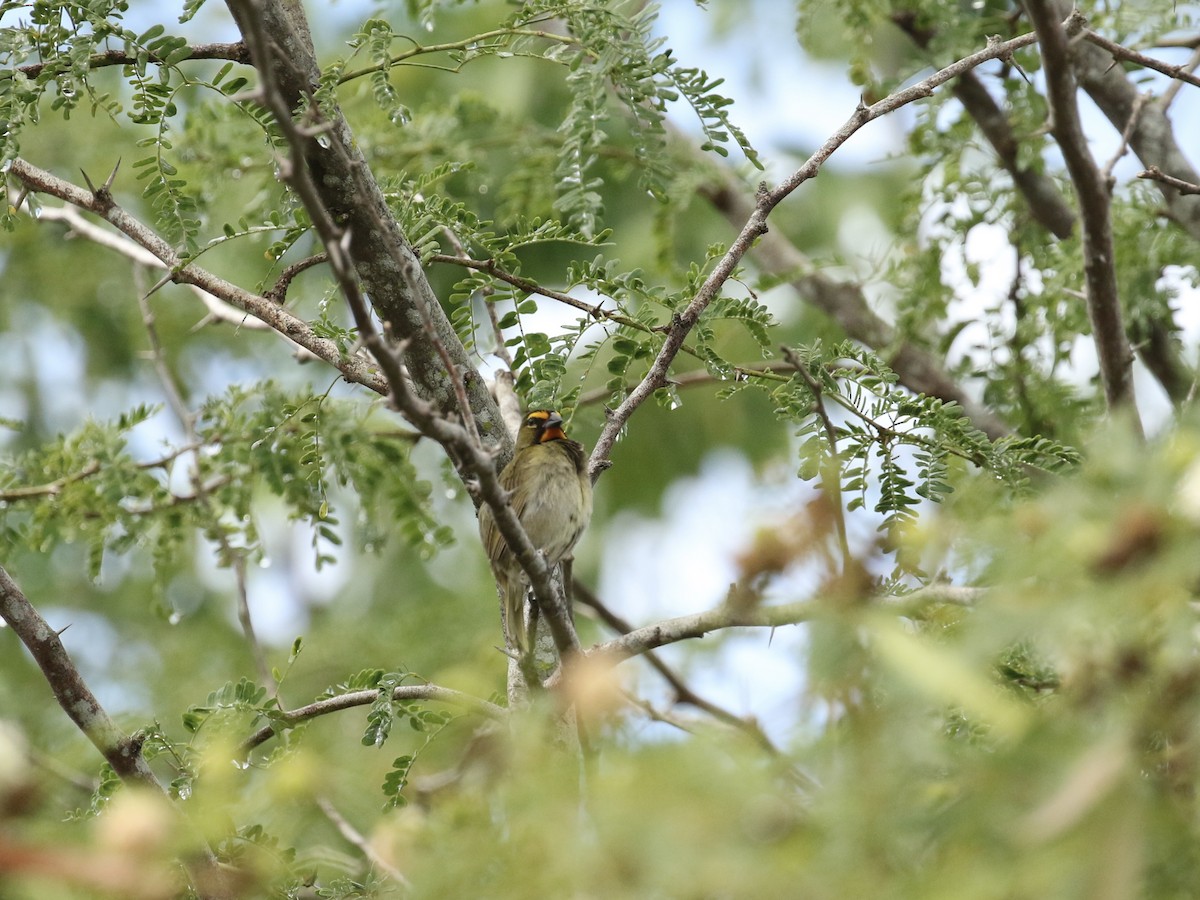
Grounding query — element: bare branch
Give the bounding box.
[1083,28,1200,91]
[590,601,814,664]
[590,578,989,664]
[1139,165,1200,196]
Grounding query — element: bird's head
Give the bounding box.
[516,409,567,449]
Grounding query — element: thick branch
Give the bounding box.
[0,565,159,787]
[1027,3,1137,418]
[0,566,237,897]
[223,0,507,451]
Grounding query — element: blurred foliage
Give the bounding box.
[0,0,1199,897]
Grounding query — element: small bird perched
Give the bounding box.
[478,409,592,653]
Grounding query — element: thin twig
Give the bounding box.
[1161,43,1200,110]
[316,797,411,887]
[134,267,195,432]
[576,361,795,407]
[1083,27,1200,91]
[9,160,386,392]
[781,346,853,569]
[264,252,328,303]
[241,684,505,753]
[136,262,279,698]
[574,583,782,757]
[1100,90,1152,185]
[230,554,277,697]
[1138,166,1200,195]
[335,26,583,85]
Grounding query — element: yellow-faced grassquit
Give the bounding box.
[479,409,592,652]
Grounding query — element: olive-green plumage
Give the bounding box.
[479,409,592,652]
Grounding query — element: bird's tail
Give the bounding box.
[503,573,530,653]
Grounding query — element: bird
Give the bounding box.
[478,409,592,653]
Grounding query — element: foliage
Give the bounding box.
[1,0,1199,897]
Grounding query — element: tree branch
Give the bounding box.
[574,582,783,757]
[592,27,1045,469]
[891,12,1077,240]
[1083,28,1200,91]
[241,684,505,753]
[0,565,160,787]
[316,797,410,887]
[590,600,816,664]
[222,0,507,449]
[698,177,1011,441]
[1026,3,1138,422]
[8,159,386,393]
[1067,9,1200,243]
[1139,166,1200,196]
[590,581,988,665]
[14,42,249,80]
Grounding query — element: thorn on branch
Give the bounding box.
[79,159,121,208]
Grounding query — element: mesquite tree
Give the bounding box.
[2,1,1200,897]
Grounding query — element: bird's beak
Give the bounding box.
[539,412,566,442]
